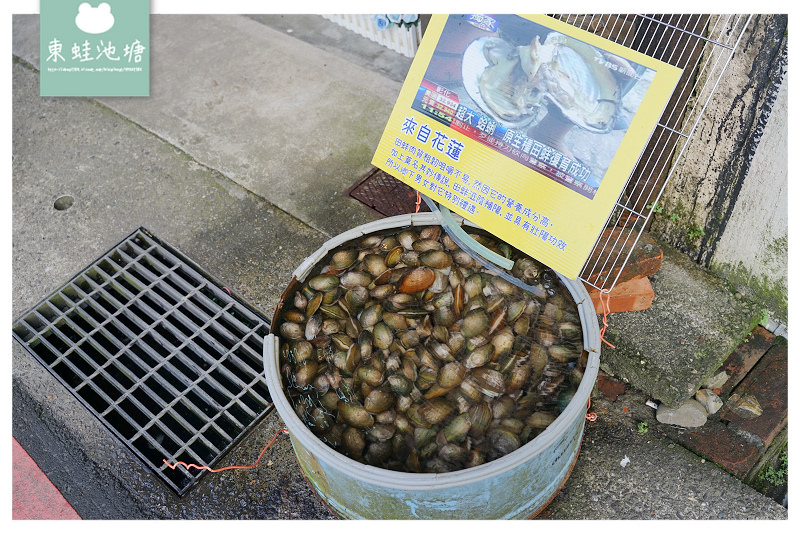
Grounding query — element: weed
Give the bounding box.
[637,421,649,435]
[759,450,788,486]
[759,309,770,326]
[687,224,705,241]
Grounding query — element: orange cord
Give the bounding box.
[163,428,289,473]
[598,289,616,349]
[586,397,597,422]
[415,191,421,213]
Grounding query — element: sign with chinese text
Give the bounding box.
[372,15,682,278]
[40,0,149,97]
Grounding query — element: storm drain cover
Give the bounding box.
[12,228,272,496]
[346,167,430,217]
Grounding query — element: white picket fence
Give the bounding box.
[322,14,422,58]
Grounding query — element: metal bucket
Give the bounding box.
[263,212,600,519]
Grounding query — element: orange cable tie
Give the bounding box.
[163,428,289,474]
[598,289,616,349]
[415,191,421,213]
[586,397,597,422]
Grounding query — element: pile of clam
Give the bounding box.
[276,225,586,474]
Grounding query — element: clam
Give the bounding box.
[305,291,323,318]
[308,274,339,292]
[379,236,400,252]
[364,254,388,277]
[341,270,372,289]
[343,426,366,457]
[330,248,358,270]
[370,284,395,300]
[294,360,318,388]
[464,273,484,298]
[283,309,306,324]
[357,330,373,361]
[305,314,322,341]
[399,330,420,349]
[438,361,467,388]
[468,401,492,436]
[344,286,370,311]
[461,308,489,338]
[420,250,453,269]
[365,441,395,466]
[412,239,443,253]
[526,411,556,428]
[359,302,383,328]
[418,398,455,425]
[443,413,471,443]
[290,340,314,365]
[398,229,418,250]
[338,400,374,429]
[388,373,413,396]
[558,321,582,342]
[490,327,515,359]
[367,423,396,442]
[433,306,457,327]
[439,442,469,464]
[549,343,580,363]
[400,251,421,267]
[419,226,441,241]
[364,389,395,413]
[398,267,436,294]
[357,366,384,387]
[293,291,308,311]
[372,321,394,350]
[505,362,532,392]
[321,318,340,336]
[464,343,494,369]
[279,321,303,340]
[382,311,408,331]
[470,368,505,398]
[385,247,404,268]
[488,428,520,456]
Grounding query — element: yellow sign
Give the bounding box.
[372,15,682,279]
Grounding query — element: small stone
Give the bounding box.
[727,392,762,419]
[702,371,729,390]
[656,399,708,427]
[695,389,723,415]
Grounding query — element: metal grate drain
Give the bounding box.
[346,167,431,217]
[12,228,272,496]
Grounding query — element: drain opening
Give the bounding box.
[54,195,74,210]
[13,227,272,496]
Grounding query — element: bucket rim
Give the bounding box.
[264,214,601,491]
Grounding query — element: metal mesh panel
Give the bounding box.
[12,228,272,496]
[547,14,753,291]
[349,15,751,291]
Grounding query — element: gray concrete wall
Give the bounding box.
[649,14,788,322]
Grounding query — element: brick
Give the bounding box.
[587,276,654,314]
[582,229,662,287]
[721,343,787,449]
[673,422,761,479]
[718,326,775,397]
[596,373,627,401]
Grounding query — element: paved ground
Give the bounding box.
[11,14,789,520]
